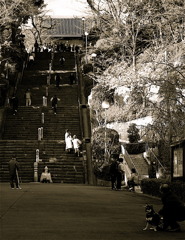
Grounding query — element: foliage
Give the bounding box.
[92,127,121,165]
[127,123,140,143]
[86,1,185,170]
[86,0,185,69]
[141,178,168,198]
[124,142,146,154]
[0,0,45,69]
[93,164,111,181]
[83,63,93,74]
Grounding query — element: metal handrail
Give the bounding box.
[148,147,166,171]
[124,149,140,176]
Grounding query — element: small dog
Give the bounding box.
[143,204,161,231]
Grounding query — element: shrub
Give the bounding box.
[127,123,141,143]
[83,63,93,74]
[141,178,169,197]
[92,127,121,162]
[124,142,146,154]
[94,165,111,181]
[141,178,185,201]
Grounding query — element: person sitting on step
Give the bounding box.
[127,168,139,191]
[40,166,53,183]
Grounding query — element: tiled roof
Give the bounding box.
[46,18,83,37]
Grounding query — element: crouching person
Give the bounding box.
[158,184,185,232]
[127,168,139,191]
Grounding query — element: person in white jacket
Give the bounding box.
[66,132,73,153]
[72,135,82,156]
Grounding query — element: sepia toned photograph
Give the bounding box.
[0,1,185,239]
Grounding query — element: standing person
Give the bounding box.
[55,73,61,88]
[8,155,21,189]
[72,135,82,157]
[59,55,65,66]
[158,184,185,232]
[65,129,69,143]
[25,88,32,106]
[116,158,125,190]
[69,72,76,85]
[75,45,79,53]
[148,161,157,178]
[11,94,19,115]
[65,132,73,153]
[109,156,119,190]
[50,95,60,114]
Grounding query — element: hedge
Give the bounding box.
[141,178,185,201]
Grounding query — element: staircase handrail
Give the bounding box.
[148,148,166,171]
[75,54,84,140]
[124,149,140,176]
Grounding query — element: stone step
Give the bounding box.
[26,52,75,71]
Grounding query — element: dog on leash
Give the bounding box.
[143,204,161,231]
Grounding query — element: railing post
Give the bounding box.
[47,76,50,85]
[43,96,47,106]
[38,128,41,141]
[36,149,39,162]
[40,127,43,139]
[34,149,39,182]
[34,162,38,182]
[46,86,48,96]
[41,113,44,124]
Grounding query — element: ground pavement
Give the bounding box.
[0,183,184,240]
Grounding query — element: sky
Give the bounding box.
[44,0,89,17]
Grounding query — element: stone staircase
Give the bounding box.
[0,140,84,183]
[123,153,149,180]
[0,51,85,183]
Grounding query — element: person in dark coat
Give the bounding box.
[11,95,19,115]
[109,157,119,190]
[55,73,61,88]
[158,184,185,232]
[69,72,76,85]
[116,158,125,190]
[50,95,60,114]
[8,155,21,189]
[59,56,65,66]
[148,161,156,178]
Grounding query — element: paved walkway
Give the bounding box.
[0,183,184,240]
